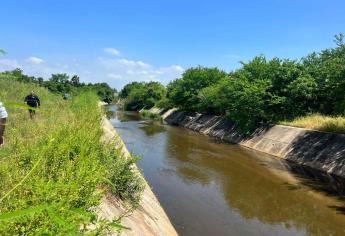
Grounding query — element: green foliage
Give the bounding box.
[301,35,345,114]
[199,78,271,131]
[140,109,161,120]
[286,76,318,116]
[44,73,72,94]
[119,81,142,99]
[156,97,174,109]
[0,78,143,235]
[167,67,227,111]
[120,81,166,111]
[0,69,117,103]
[232,56,302,121]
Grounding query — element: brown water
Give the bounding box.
[107,107,345,236]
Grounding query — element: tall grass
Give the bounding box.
[279,113,345,134]
[0,78,143,235]
[139,109,161,121]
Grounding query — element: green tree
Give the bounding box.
[286,76,318,116]
[301,33,345,114]
[44,73,72,94]
[167,67,227,111]
[119,82,144,99]
[123,81,166,110]
[199,78,271,131]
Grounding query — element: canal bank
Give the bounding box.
[110,107,345,236]
[148,107,345,178]
[98,112,177,235]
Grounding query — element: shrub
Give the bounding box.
[140,109,161,121]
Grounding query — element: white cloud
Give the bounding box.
[27,57,44,65]
[170,65,184,72]
[0,59,20,69]
[98,57,151,69]
[155,65,184,74]
[138,70,149,75]
[107,73,122,79]
[116,58,150,68]
[97,55,184,88]
[144,75,156,80]
[104,48,120,56]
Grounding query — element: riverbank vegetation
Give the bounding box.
[0,78,143,234]
[121,34,345,133]
[0,69,117,103]
[119,81,166,111]
[280,114,345,134]
[140,109,161,121]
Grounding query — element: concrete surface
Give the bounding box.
[155,108,345,178]
[98,117,178,236]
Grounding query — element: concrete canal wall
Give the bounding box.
[98,117,178,236]
[150,108,345,178]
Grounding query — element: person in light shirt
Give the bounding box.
[0,101,8,147]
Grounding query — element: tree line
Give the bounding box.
[120,34,345,132]
[0,69,117,103]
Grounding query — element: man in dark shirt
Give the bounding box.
[24,91,40,119]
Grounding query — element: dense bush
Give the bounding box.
[199,78,272,131]
[119,81,166,111]
[0,78,143,234]
[140,109,161,120]
[155,97,174,110]
[167,67,227,111]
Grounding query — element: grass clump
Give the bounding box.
[139,109,161,121]
[279,113,345,134]
[0,78,143,235]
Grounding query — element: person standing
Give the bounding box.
[24,91,40,119]
[0,101,8,147]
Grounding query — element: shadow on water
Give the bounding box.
[138,122,166,136]
[164,127,345,235]
[282,161,345,216]
[284,161,345,198]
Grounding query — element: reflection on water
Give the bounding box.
[139,121,166,136]
[107,106,345,236]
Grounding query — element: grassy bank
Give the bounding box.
[0,78,143,235]
[139,109,161,121]
[280,114,345,134]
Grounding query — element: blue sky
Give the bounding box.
[1,0,344,89]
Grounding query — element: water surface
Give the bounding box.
[107,106,345,236]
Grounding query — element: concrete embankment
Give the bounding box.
[150,107,345,178]
[98,117,178,236]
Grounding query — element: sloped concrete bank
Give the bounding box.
[150,107,345,178]
[98,117,178,236]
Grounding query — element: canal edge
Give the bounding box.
[149,107,345,178]
[98,116,178,236]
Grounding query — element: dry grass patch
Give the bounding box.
[280,114,345,134]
